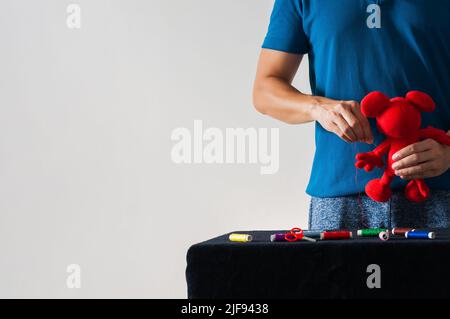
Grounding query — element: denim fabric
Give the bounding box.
[309,190,450,230]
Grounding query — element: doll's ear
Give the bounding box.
[406,91,436,112]
[361,92,390,117]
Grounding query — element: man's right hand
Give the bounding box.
[312,100,374,144]
[253,49,373,144]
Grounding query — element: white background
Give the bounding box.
[0,0,313,298]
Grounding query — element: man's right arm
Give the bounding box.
[252,49,373,144]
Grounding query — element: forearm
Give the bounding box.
[253,76,334,124]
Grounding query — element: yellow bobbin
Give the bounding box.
[229,233,253,243]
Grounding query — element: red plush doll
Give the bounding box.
[355,91,450,203]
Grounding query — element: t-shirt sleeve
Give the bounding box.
[262,0,310,55]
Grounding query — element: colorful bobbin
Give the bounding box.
[405,231,435,239]
[320,231,352,240]
[303,231,322,239]
[392,228,415,236]
[270,233,287,242]
[229,233,253,242]
[379,231,390,241]
[357,228,387,237]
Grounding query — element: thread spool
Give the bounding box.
[229,233,253,242]
[303,231,322,239]
[392,228,415,236]
[379,231,389,241]
[270,233,286,242]
[357,228,387,237]
[320,231,352,240]
[405,231,435,239]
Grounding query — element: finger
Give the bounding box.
[392,139,435,161]
[334,115,357,142]
[400,169,440,180]
[399,169,436,180]
[364,164,374,172]
[391,150,434,170]
[340,106,364,142]
[330,123,351,143]
[395,162,435,177]
[351,103,374,143]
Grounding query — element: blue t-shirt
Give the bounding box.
[262,0,450,197]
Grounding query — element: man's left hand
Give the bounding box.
[392,135,450,180]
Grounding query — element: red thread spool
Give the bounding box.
[320,231,352,240]
[392,228,415,236]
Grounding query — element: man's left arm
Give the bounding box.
[391,130,450,180]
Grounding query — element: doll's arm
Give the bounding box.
[355,139,390,172]
[372,139,391,156]
[420,127,450,146]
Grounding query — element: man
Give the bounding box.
[253,0,450,230]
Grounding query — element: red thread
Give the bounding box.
[353,143,369,229]
[321,231,352,240]
[392,227,415,236]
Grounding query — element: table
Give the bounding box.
[186,230,450,299]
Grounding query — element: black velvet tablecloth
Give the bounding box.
[186,230,450,299]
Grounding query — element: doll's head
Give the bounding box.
[361,91,435,138]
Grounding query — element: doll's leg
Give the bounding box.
[405,178,430,202]
[365,171,394,202]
